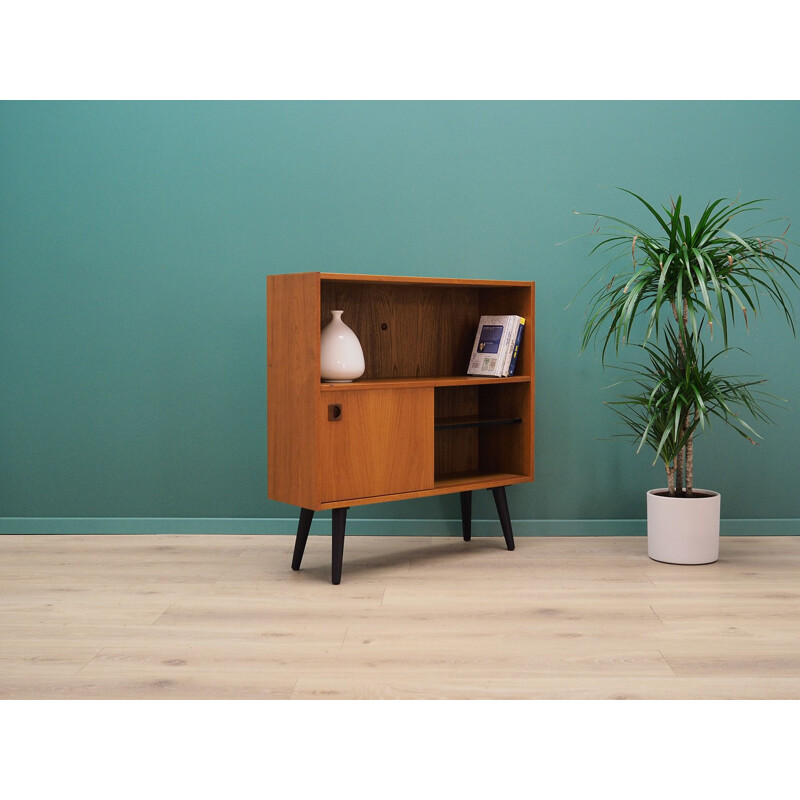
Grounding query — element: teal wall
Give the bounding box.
[2,101,800,533]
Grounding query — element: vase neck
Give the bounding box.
[330,310,344,320]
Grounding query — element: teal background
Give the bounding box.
[2,101,800,533]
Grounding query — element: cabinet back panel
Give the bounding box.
[478,383,531,476]
[434,386,479,475]
[478,286,534,377]
[321,283,479,378]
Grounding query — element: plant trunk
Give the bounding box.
[671,298,691,497]
[666,462,676,496]
[671,299,690,349]
[686,414,695,497]
[678,414,691,496]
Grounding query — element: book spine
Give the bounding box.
[466,319,485,375]
[500,316,520,376]
[507,317,525,376]
[497,316,516,376]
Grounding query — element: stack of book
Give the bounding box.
[467,314,526,377]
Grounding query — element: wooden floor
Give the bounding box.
[1,533,799,699]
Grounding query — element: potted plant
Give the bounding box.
[575,190,799,563]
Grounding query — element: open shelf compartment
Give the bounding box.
[433,382,531,483]
[319,276,533,383]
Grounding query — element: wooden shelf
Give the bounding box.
[320,375,530,391]
[433,470,530,492]
[317,470,531,509]
[434,415,523,430]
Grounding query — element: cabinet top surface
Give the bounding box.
[270,272,534,288]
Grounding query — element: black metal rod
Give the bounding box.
[331,507,348,585]
[491,486,515,551]
[434,416,523,431]
[291,507,314,570]
[460,491,472,542]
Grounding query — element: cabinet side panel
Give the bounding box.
[529,283,535,480]
[267,273,320,508]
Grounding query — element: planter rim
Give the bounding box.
[647,488,720,500]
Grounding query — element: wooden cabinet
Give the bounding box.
[267,272,535,583]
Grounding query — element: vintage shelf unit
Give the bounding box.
[267,272,535,583]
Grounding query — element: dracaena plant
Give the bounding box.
[606,328,778,495]
[574,190,798,497]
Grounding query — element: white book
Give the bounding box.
[467,315,517,377]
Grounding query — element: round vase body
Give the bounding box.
[320,310,365,382]
[647,488,721,565]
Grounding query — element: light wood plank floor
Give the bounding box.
[1,533,799,699]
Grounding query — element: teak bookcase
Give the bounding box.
[267,272,535,583]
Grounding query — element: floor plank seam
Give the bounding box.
[74,647,105,676]
[152,604,174,624]
[649,605,666,626]
[658,649,677,677]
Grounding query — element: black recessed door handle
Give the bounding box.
[328,403,342,421]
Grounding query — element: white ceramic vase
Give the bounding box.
[320,310,365,382]
[646,488,721,565]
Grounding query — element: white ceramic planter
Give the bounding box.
[320,310,365,382]
[646,488,721,565]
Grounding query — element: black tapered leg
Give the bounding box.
[460,491,472,541]
[491,486,515,551]
[291,507,314,571]
[331,507,348,585]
